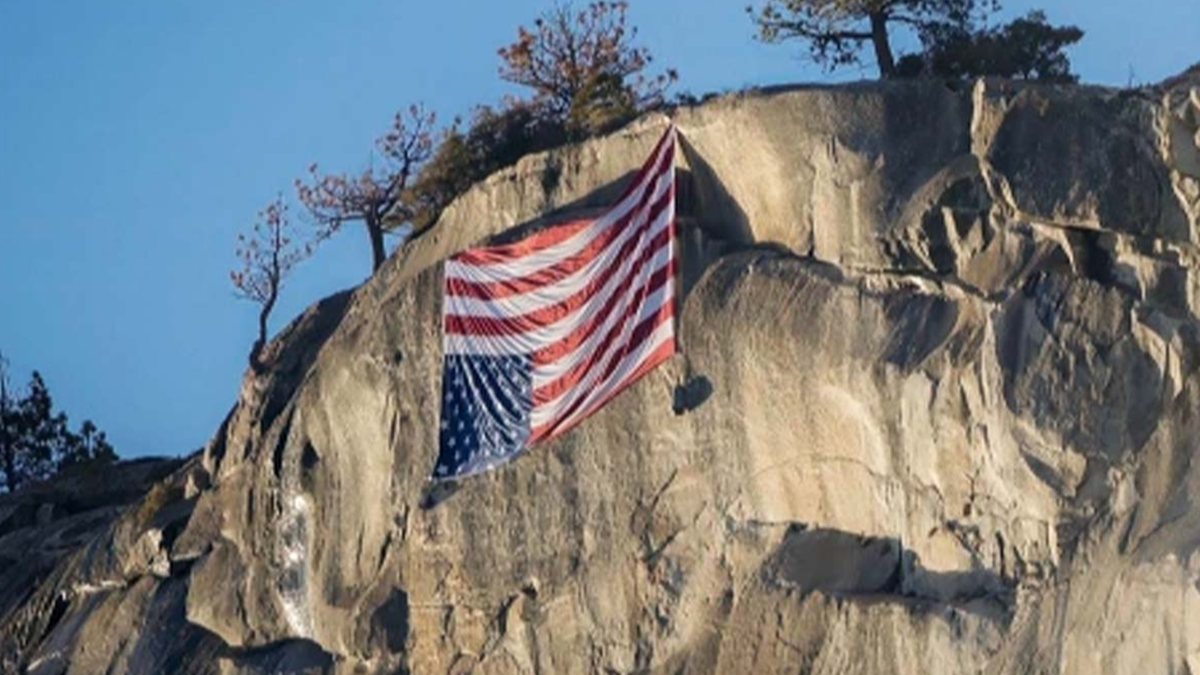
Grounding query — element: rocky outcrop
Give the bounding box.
[4,72,1200,674]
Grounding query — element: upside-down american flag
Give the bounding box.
[432,124,678,481]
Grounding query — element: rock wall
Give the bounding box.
[3,73,1200,674]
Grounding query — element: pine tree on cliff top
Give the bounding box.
[749,0,1082,82]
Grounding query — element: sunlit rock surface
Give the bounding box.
[4,71,1200,674]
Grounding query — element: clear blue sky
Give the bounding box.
[1,1,1196,458]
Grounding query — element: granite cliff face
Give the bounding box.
[4,72,1200,674]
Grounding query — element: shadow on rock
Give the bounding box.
[673,374,713,415]
[766,525,1015,625]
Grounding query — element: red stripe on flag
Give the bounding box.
[452,218,593,267]
[444,214,673,336]
[531,286,675,409]
[531,333,676,444]
[529,262,673,409]
[447,185,672,301]
[446,152,675,299]
[617,126,676,202]
[450,128,674,266]
[530,260,673,367]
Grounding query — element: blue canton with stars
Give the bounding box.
[434,354,534,480]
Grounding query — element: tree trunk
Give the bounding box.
[367,217,386,272]
[0,381,15,492]
[0,447,12,492]
[869,12,897,78]
[0,428,10,493]
[250,293,275,371]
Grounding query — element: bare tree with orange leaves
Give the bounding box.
[295,104,437,272]
[498,2,677,132]
[231,196,311,366]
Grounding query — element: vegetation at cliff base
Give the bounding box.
[0,353,116,493]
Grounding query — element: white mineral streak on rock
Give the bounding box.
[25,651,63,671]
[69,580,126,597]
[278,489,314,638]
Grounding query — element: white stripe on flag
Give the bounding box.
[443,134,676,283]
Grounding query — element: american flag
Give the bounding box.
[432,125,678,481]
